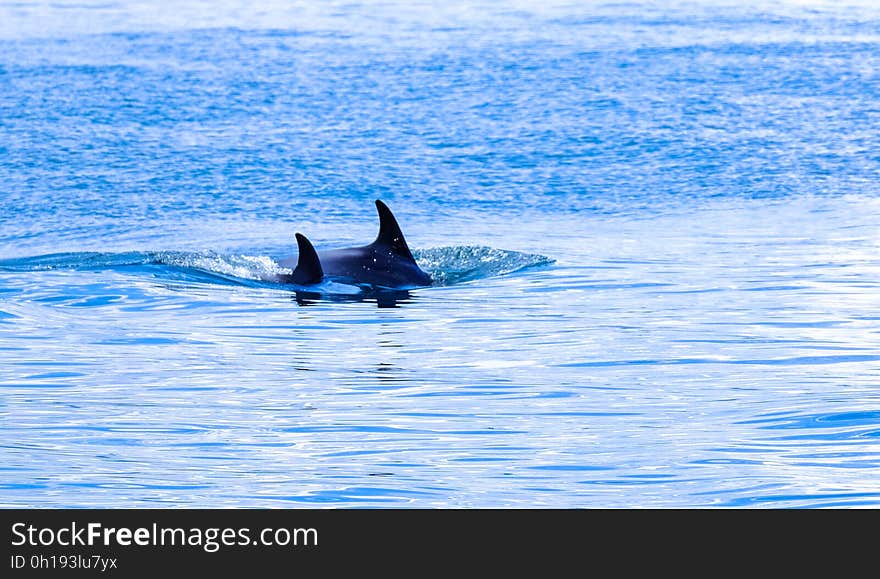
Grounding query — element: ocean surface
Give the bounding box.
[2,0,879,508]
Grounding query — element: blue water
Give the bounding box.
[2,0,880,508]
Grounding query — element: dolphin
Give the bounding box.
[277,200,432,289]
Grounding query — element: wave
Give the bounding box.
[0,247,554,292]
[414,246,553,286]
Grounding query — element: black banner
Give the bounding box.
[0,508,841,574]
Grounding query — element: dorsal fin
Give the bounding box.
[289,233,323,284]
[373,199,416,262]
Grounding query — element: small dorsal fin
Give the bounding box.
[289,233,323,284]
[373,199,416,262]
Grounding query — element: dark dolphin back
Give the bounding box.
[279,200,431,288]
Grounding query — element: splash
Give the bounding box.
[0,247,553,290]
[414,246,554,286]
